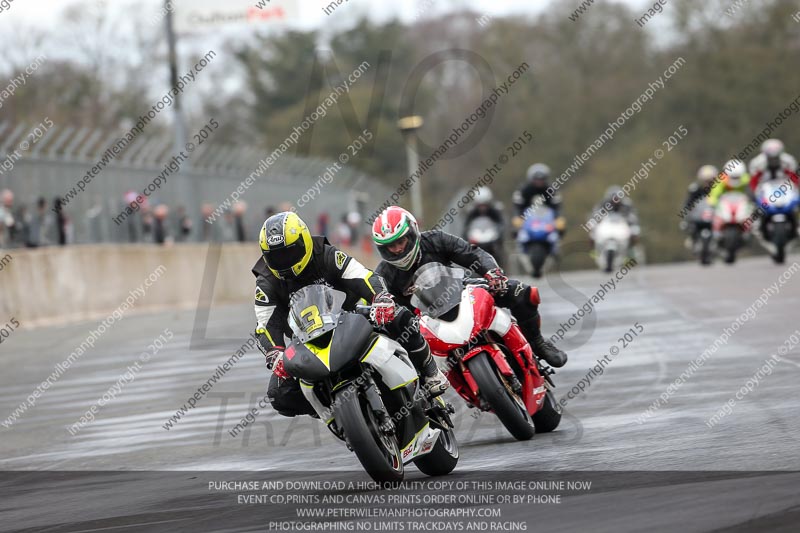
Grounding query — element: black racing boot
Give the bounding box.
[408,342,449,397]
[532,336,568,368]
[519,316,568,368]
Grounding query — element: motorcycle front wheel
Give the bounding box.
[467,352,535,441]
[604,249,615,273]
[529,242,549,278]
[722,227,740,264]
[772,221,788,264]
[335,385,404,482]
[700,233,713,266]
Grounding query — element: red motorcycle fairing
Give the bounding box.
[419,286,496,354]
[469,286,497,335]
[420,285,547,417]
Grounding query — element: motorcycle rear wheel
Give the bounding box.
[336,385,404,482]
[467,352,535,441]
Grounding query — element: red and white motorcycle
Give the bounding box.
[410,263,560,441]
[713,191,755,264]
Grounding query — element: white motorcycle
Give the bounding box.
[466,215,504,268]
[592,213,632,273]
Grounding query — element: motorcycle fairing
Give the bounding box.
[420,287,495,351]
[360,335,419,391]
[714,192,755,228]
[285,313,374,381]
[518,205,558,244]
[299,380,335,424]
[398,423,443,464]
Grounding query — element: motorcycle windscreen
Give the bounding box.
[285,314,375,381]
[410,262,464,319]
[524,205,555,224]
[466,216,500,243]
[759,181,797,209]
[288,285,346,343]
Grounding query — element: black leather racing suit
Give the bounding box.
[375,231,549,356]
[513,183,562,217]
[464,203,505,229]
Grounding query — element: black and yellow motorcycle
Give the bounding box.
[283,285,459,482]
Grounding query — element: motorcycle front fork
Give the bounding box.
[361,376,396,436]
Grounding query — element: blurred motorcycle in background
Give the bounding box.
[466,215,505,269]
[591,212,632,273]
[516,205,559,278]
[686,199,716,266]
[713,191,755,264]
[754,179,799,264]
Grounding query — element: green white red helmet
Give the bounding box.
[372,206,421,270]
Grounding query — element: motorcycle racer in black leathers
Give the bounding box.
[253,211,448,417]
[371,206,567,368]
[512,163,566,236]
[513,163,563,217]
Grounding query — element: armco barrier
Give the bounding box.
[0,243,376,328]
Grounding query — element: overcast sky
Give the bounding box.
[3,0,654,29]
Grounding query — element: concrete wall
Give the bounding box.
[0,243,377,328]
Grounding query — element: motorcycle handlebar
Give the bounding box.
[463,277,488,287]
[354,305,372,317]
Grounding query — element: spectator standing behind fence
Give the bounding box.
[175,205,192,242]
[201,203,222,242]
[23,197,51,247]
[334,213,352,246]
[15,204,30,247]
[233,201,247,242]
[221,210,236,242]
[141,206,153,242]
[1,189,19,248]
[54,197,67,245]
[347,211,362,245]
[153,204,171,245]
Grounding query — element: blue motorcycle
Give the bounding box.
[756,179,799,264]
[517,205,559,278]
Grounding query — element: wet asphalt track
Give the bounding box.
[1,256,799,532]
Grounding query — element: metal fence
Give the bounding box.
[0,122,390,244]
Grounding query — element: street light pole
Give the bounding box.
[165,0,188,167]
[397,115,424,222]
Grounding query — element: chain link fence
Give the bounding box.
[0,122,389,245]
